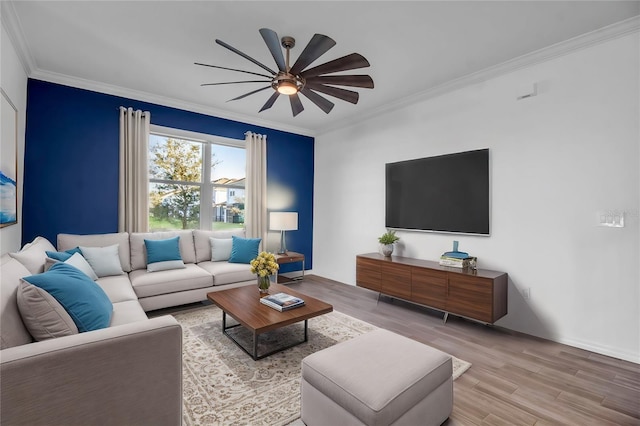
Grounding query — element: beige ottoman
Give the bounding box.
[301,329,453,426]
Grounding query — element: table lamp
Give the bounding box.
[270,212,298,254]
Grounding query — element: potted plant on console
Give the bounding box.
[378,230,400,257]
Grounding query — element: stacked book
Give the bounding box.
[439,251,477,269]
[260,292,305,312]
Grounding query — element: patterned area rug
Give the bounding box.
[173,305,471,426]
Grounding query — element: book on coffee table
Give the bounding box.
[260,292,305,311]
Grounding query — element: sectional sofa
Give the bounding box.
[0,228,258,425]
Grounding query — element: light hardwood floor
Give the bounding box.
[283,275,640,426]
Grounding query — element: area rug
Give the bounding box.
[173,305,471,426]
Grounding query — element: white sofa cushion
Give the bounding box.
[197,261,254,286]
[58,232,131,272]
[130,231,196,270]
[9,236,56,274]
[193,229,245,263]
[110,300,148,326]
[129,264,213,298]
[96,275,139,304]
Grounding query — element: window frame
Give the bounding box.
[149,125,245,230]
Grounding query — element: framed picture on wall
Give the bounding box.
[1,88,18,228]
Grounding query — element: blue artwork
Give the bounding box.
[0,170,17,224]
[1,89,18,227]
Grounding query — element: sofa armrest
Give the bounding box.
[1,316,182,426]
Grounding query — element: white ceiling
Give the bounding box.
[4,1,639,136]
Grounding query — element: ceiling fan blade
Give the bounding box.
[300,53,370,78]
[290,93,304,116]
[228,86,273,102]
[259,28,286,72]
[300,88,334,114]
[305,74,374,89]
[259,91,280,112]
[200,80,271,86]
[289,34,336,75]
[194,63,273,79]
[215,39,277,75]
[305,82,360,104]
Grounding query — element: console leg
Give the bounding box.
[443,312,449,324]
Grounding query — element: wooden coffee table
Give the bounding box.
[207,283,333,360]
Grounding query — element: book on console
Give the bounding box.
[439,255,477,268]
[260,292,305,311]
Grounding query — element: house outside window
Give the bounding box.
[148,126,246,231]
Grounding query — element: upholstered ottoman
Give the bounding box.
[301,329,453,426]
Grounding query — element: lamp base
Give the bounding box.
[278,230,288,254]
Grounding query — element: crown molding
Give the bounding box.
[318,15,640,136]
[1,1,36,76]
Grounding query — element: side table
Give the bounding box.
[275,251,305,283]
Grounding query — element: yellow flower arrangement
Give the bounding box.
[250,251,279,277]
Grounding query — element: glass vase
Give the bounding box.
[257,275,271,294]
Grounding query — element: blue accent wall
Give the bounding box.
[23,79,314,270]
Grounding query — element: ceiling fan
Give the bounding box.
[196,28,374,117]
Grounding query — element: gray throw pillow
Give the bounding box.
[17,281,79,341]
[210,237,233,262]
[79,245,124,277]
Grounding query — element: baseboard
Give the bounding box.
[555,337,639,364]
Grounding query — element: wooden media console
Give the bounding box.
[356,253,508,324]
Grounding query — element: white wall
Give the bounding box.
[0,21,28,254]
[314,33,639,363]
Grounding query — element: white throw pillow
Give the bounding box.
[210,237,233,262]
[17,281,79,341]
[64,253,99,281]
[79,245,124,277]
[9,236,57,274]
[147,260,187,273]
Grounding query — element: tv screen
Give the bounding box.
[385,148,490,235]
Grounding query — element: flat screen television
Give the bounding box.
[385,148,490,235]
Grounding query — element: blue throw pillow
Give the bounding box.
[229,236,261,264]
[45,247,82,262]
[22,262,113,332]
[144,236,185,272]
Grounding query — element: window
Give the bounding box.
[148,126,246,231]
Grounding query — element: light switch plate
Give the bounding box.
[596,210,624,227]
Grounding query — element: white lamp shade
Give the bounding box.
[270,212,298,231]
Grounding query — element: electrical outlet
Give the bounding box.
[522,288,530,300]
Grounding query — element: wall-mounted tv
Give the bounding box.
[385,148,490,235]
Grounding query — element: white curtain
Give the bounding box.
[245,131,267,246]
[118,107,150,233]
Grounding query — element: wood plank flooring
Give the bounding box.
[283,275,640,425]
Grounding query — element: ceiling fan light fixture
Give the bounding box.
[276,80,298,95]
[272,72,305,96]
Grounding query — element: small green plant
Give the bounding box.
[378,230,400,245]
